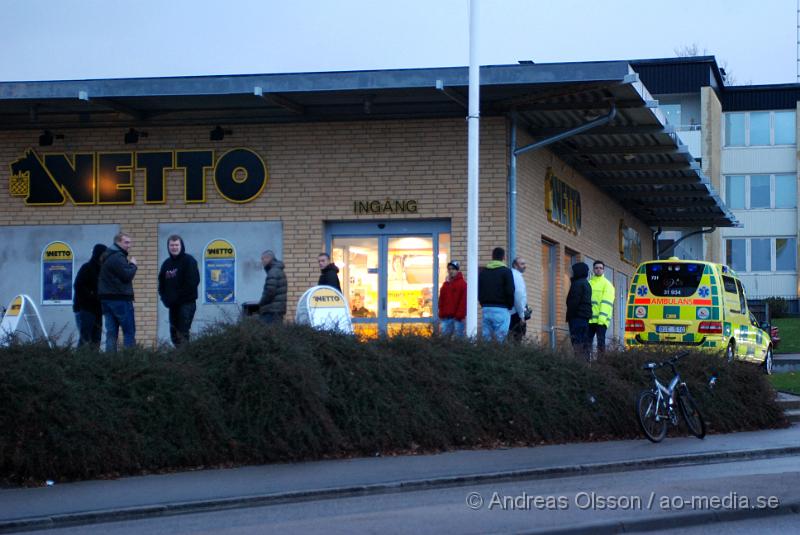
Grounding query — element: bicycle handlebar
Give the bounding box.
[642,350,691,371]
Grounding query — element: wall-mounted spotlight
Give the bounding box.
[210,125,232,141]
[38,130,64,147]
[124,128,148,144]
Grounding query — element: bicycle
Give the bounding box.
[635,350,706,443]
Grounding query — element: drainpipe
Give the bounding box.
[658,227,716,258]
[507,104,617,261]
[653,226,663,259]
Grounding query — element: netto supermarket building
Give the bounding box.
[0,59,738,345]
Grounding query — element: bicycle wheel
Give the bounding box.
[677,389,706,439]
[636,390,667,443]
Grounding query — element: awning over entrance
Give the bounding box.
[0,61,736,227]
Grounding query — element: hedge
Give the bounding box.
[0,320,787,484]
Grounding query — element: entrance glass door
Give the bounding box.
[332,237,379,339]
[329,220,450,337]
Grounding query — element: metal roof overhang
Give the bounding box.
[0,61,737,228]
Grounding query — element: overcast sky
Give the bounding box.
[0,0,796,85]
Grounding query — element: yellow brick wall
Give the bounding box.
[0,118,509,344]
[1,116,653,345]
[514,129,654,345]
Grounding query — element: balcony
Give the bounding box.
[675,125,702,160]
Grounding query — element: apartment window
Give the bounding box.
[725,113,745,146]
[725,239,746,272]
[776,238,797,271]
[725,237,797,272]
[749,175,770,208]
[750,239,770,271]
[775,111,797,145]
[723,110,796,146]
[775,174,797,208]
[725,175,745,209]
[749,112,770,145]
[661,104,682,126]
[723,174,797,209]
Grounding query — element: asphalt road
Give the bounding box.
[23,455,800,535]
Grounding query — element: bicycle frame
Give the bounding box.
[651,368,681,421]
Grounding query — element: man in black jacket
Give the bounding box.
[566,262,592,361]
[158,235,200,346]
[73,243,107,348]
[478,247,515,341]
[259,250,288,324]
[317,252,342,292]
[98,232,138,352]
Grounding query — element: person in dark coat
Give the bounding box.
[98,232,138,352]
[259,250,288,324]
[73,243,107,348]
[478,247,515,341]
[566,261,593,361]
[158,235,200,346]
[317,252,342,292]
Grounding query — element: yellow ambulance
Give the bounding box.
[624,258,773,374]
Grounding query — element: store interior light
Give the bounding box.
[124,128,148,144]
[38,130,64,147]
[210,126,232,141]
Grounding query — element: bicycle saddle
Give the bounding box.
[643,362,658,370]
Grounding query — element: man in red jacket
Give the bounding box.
[438,260,466,337]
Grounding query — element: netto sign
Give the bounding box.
[9,148,268,206]
[544,167,581,234]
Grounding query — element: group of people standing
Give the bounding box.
[73,232,200,352]
[566,259,616,360]
[437,247,529,342]
[72,235,612,353]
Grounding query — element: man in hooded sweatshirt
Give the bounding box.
[478,247,515,341]
[73,243,107,348]
[158,235,200,346]
[317,252,342,292]
[259,250,288,324]
[566,262,592,361]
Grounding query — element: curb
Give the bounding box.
[2,446,800,533]
[522,499,800,534]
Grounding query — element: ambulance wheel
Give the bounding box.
[725,341,735,363]
[763,346,773,375]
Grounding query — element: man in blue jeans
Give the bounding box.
[98,232,138,352]
[478,247,515,341]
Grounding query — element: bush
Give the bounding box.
[765,297,789,319]
[0,322,788,484]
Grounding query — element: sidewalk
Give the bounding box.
[1,423,799,532]
[774,353,800,372]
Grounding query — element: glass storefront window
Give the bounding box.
[775,175,797,208]
[749,175,770,209]
[775,111,796,145]
[776,238,797,271]
[725,175,745,209]
[725,113,745,146]
[749,112,770,145]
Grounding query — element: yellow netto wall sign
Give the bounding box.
[544,168,581,234]
[619,220,642,265]
[354,199,418,215]
[8,148,268,206]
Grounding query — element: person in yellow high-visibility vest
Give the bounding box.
[588,260,615,354]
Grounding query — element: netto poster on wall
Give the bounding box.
[204,239,236,303]
[41,241,73,305]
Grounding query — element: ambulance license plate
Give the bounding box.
[657,325,686,334]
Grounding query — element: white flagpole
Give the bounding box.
[466,0,480,337]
